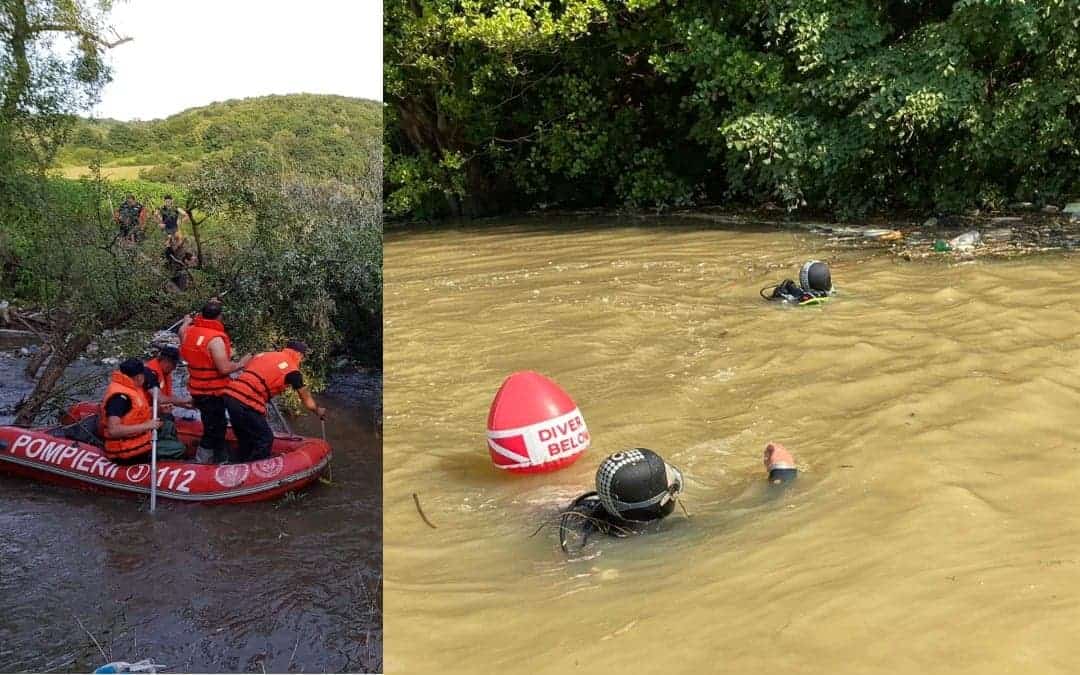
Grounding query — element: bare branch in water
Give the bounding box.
[412,493,437,529]
[73,614,108,663]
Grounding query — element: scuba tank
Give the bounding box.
[761,260,834,306]
[557,448,684,555]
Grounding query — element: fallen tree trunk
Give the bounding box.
[14,332,93,426]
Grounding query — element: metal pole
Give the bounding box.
[150,387,159,513]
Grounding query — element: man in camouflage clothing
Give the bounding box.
[113,194,146,243]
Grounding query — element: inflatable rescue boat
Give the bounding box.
[0,402,331,503]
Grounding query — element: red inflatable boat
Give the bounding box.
[0,402,331,504]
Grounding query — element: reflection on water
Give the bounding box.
[385,217,1080,674]
[0,365,382,673]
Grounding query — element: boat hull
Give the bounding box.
[0,405,331,504]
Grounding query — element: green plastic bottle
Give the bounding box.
[933,239,951,252]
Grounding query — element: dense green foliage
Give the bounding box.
[385,0,1080,219]
[183,147,383,372]
[59,94,383,181]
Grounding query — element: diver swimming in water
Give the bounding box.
[761,260,834,305]
[557,448,683,554]
[555,444,797,555]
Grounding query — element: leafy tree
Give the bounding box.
[385,0,1080,219]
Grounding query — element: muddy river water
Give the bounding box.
[384,218,1080,674]
[0,362,382,673]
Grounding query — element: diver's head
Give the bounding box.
[800,260,832,294]
[595,448,683,522]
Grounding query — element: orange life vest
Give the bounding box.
[98,371,152,460]
[144,357,173,398]
[179,316,233,396]
[224,349,302,414]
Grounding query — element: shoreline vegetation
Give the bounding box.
[385,0,1080,222]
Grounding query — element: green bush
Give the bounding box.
[386,0,1080,219]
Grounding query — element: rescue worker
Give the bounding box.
[178,299,251,464]
[99,358,170,464]
[222,340,326,464]
[144,346,191,411]
[113,194,146,243]
[143,346,193,458]
[157,195,189,244]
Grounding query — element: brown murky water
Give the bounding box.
[0,365,382,673]
[384,217,1080,674]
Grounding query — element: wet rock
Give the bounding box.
[1044,205,1061,214]
[1009,202,1035,210]
[991,216,1022,224]
[1064,202,1080,214]
[101,357,120,366]
[923,217,938,228]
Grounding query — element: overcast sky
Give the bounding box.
[91,0,382,121]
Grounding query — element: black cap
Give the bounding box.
[158,346,180,362]
[119,358,145,377]
[286,339,309,354]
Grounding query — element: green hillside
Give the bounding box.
[58,94,382,181]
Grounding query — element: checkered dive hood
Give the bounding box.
[595,448,683,522]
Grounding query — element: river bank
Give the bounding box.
[388,202,1080,259]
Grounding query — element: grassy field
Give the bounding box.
[57,164,154,179]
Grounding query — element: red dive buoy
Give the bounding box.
[487,371,590,474]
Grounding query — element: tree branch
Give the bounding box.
[29,23,132,48]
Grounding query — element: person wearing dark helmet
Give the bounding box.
[222,340,326,463]
[558,448,684,554]
[761,260,834,305]
[557,444,797,554]
[178,299,252,464]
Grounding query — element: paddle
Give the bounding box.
[318,415,334,486]
[150,387,158,513]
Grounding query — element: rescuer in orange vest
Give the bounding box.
[143,345,194,458]
[178,299,251,464]
[222,340,326,463]
[143,346,193,412]
[99,358,168,464]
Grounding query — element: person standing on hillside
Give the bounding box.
[157,195,190,244]
[113,194,146,244]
